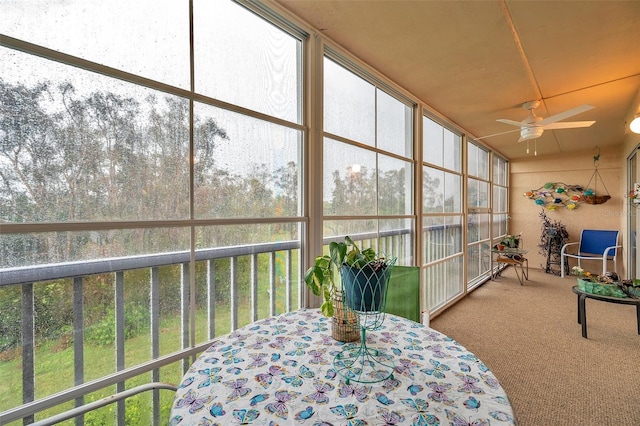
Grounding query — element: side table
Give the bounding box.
[491,248,529,285]
[572,286,640,338]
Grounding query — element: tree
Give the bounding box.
[378,167,406,215]
[422,171,443,212]
[0,79,234,264]
[0,79,58,222]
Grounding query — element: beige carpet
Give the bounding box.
[430,267,640,426]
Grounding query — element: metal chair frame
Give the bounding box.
[561,229,621,277]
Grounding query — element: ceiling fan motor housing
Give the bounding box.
[520,125,544,141]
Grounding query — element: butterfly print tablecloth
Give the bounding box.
[170,309,516,425]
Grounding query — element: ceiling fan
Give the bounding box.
[478,100,596,143]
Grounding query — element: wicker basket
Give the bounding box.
[583,195,610,205]
[331,291,360,342]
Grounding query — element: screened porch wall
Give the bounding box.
[0,0,510,423]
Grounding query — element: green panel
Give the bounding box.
[385,266,420,322]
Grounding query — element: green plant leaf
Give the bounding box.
[321,300,334,317]
[318,255,332,270]
[362,247,376,262]
[329,241,347,266]
[303,265,322,296]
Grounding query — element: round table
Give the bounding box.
[169,309,516,425]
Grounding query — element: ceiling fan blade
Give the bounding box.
[474,128,521,140]
[538,104,594,126]
[542,121,595,130]
[496,118,529,127]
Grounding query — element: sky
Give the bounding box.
[1,0,190,89]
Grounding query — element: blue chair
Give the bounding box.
[561,230,621,277]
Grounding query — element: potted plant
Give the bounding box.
[304,236,393,315]
[304,237,359,342]
[571,267,628,298]
[339,240,394,313]
[500,234,521,249]
[304,239,347,318]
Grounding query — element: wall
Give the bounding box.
[510,145,626,277]
[621,90,640,279]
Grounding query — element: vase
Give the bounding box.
[331,290,360,342]
[341,264,389,312]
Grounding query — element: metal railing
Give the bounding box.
[1,240,303,425]
[0,231,411,425]
[30,383,178,426]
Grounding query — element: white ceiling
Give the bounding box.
[273,0,640,160]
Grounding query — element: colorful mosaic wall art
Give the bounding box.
[524,182,584,210]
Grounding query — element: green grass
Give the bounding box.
[0,312,191,425]
[0,269,300,425]
[0,301,296,425]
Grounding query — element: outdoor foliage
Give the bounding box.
[0,78,408,357]
[0,78,305,266]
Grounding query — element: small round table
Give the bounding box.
[169,309,516,425]
[572,286,640,338]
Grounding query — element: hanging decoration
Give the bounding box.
[583,146,610,204]
[627,183,640,208]
[524,182,584,210]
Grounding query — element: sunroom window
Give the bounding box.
[422,116,464,312]
[0,0,513,423]
[467,141,492,288]
[0,0,304,423]
[322,56,414,263]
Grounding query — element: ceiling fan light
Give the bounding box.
[631,114,640,134]
[520,126,544,141]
